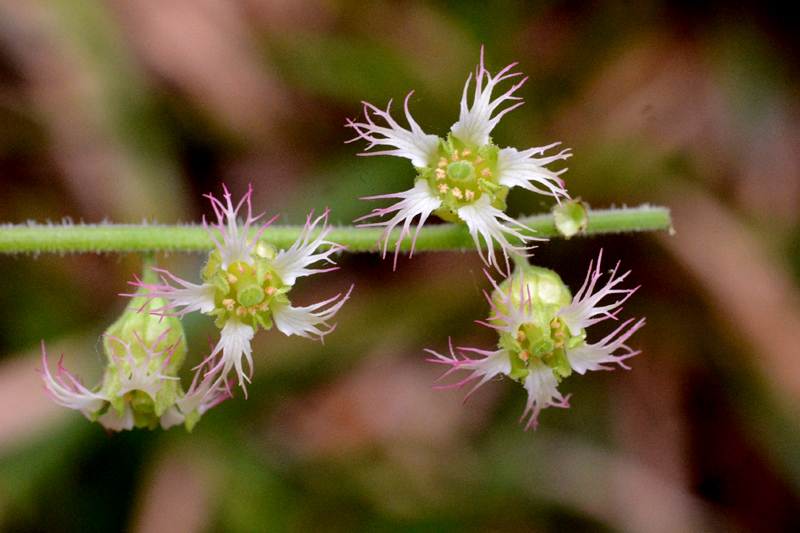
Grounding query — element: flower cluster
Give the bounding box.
[427,252,644,430]
[39,185,349,431]
[348,48,571,273]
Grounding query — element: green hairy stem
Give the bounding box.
[0,205,670,254]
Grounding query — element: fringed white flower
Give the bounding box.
[204,183,277,269]
[567,317,645,374]
[520,360,571,431]
[38,342,107,415]
[450,47,526,147]
[272,286,353,342]
[105,330,180,400]
[123,185,349,400]
[557,250,639,336]
[271,209,346,286]
[428,254,642,430]
[346,92,440,168]
[354,180,442,268]
[348,47,571,272]
[126,267,216,317]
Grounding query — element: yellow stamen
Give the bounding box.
[516,330,526,342]
[435,168,446,180]
[439,157,448,168]
[462,149,471,157]
[519,350,530,362]
[265,286,277,296]
[227,273,238,284]
[258,302,269,311]
[451,150,458,161]
[452,187,463,199]
[248,306,257,315]
[474,156,483,164]
[222,298,235,311]
[465,189,475,200]
[236,307,246,316]
[481,168,491,177]
[438,184,449,194]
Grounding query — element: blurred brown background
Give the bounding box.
[2,0,800,531]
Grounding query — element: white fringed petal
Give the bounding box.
[355,180,442,268]
[496,145,571,201]
[347,92,440,168]
[450,48,526,147]
[520,359,570,431]
[272,287,352,342]
[272,209,345,286]
[457,195,538,275]
[557,251,638,336]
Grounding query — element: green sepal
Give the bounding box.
[543,347,572,379]
[254,241,277,261]
[498,331,522,353]
[155,379,181,417]
[254,312,273,331]
[102,365,126,417]
[477,142,499,161]
[207,269,230,295]
[184,410,201,432]
[202,250,223,281]
[254,255,272,286]
[212,310,228,329]
[508,352,531,381]
[478,178,504,195]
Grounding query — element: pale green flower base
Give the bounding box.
[0,205,670,254]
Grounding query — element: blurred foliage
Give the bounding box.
[3,0,800,531]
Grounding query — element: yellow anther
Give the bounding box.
[554,341,564,349]
[519,350,530,362]
[222,298,235,311]
[439,157,448,168]
[265,286,277,296]
[555,331,566,338]
[248,306,257,315]
[551,319,559,329]
[465,189,475,200]
[516,330,527,342]
[258,302,269,311]
[435,168,446,180]
[452,187,463,199]
[237,264,245,273]
[544,351,553,359]
[227,273,238,284]
[481,168,491,177]
[438,184,449,194]
[451,150,458,161]
[462,149,471,157]
[474,156,483,164]
[236,307,246,316]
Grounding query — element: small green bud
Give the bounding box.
[553,199,589,238]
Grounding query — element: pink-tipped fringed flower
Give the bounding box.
[348,47,571,274]
[427,251,643,430]
[125,185,350,397]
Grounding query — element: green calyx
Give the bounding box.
[417,134,508,223]
[203,240,290,332]
[492,265,582,382]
